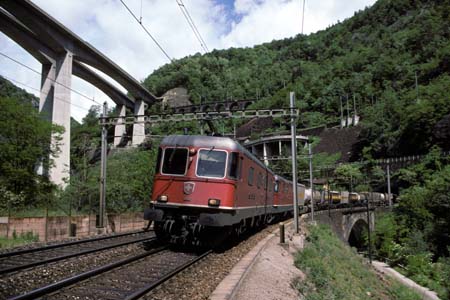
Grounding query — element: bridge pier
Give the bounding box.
[244,135,309,166]
[114,105,126,147]
[132,100,145,146]
[263,143,269,166]
[39,51,73,187]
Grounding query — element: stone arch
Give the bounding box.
[202,105,211,112]
[190,106,197,113]
[215,103,225,112]
[229,102,239,111]
[244,101,253,109]
[348,219,368,250]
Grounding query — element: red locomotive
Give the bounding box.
[144,135,294,246]
[144,135,393,246]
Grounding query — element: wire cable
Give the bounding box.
[0,74,93,112]
[119,0,173,62]
[175,0,209,53]
[0,52,102,106]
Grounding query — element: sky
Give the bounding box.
[0,0,376,122]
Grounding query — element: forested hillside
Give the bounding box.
[143,0,450,159]
[0,76,38,107]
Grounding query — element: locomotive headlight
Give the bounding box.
[158,195,168,202]
[208,198,220,206]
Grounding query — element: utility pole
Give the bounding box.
[308,142,314,223]
[367,192,372,263]
[350,174,353,193]
[387,159,392,207]
[327,178,331,217]
[290,92,299,234]
[98,102,108,230]
[346,94,350,127]
[415,71,419,102]
[301,0,306,34]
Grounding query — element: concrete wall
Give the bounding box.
[0,212,145,241]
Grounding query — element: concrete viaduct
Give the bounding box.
[0,0,159,186]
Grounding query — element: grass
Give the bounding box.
[294,224,422,300]
[0,231,39,249]
[0,207,145,218]
[0,207,70,218]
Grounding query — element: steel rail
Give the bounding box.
[125,250,212,300]
[0,236,156,275]
[0,230,150,259]
[7,246,167,300]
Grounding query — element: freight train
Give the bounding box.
[144,135,391,246]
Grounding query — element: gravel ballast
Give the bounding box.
[1,224,281,299]
[0,243,147,299]
[144,223,281,300]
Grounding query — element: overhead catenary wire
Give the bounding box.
[119,0,173,62]
[0,52,102,106]
[175,0,209,53]
[0,74,93,112]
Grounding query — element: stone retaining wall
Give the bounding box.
[0,212,145,241]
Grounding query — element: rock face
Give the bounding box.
[434,114,450,151]
[161,87,192,109]
[314,126,362,163]
[236,117,274,138]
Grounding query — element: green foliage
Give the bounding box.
[0,231,39,249]
[395,152,450,257]
[372,149,450,299]
[60,147,157,214]
[269,139,340,182]
[334,164,363,190]
[0,96,63,210]
[295,224,420,300]
[373,213,404,263]
[0,76,38,106]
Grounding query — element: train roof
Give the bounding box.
[161,135,241,151]
[160,135,274,175]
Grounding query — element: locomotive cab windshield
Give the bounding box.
[161,147,188,175]
[196,149,227,178]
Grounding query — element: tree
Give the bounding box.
[0,97,63,209]
[60,147,157,214]
[334,164,363,191]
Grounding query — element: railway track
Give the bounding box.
[0,230,155,275]
[8,246,211,300]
